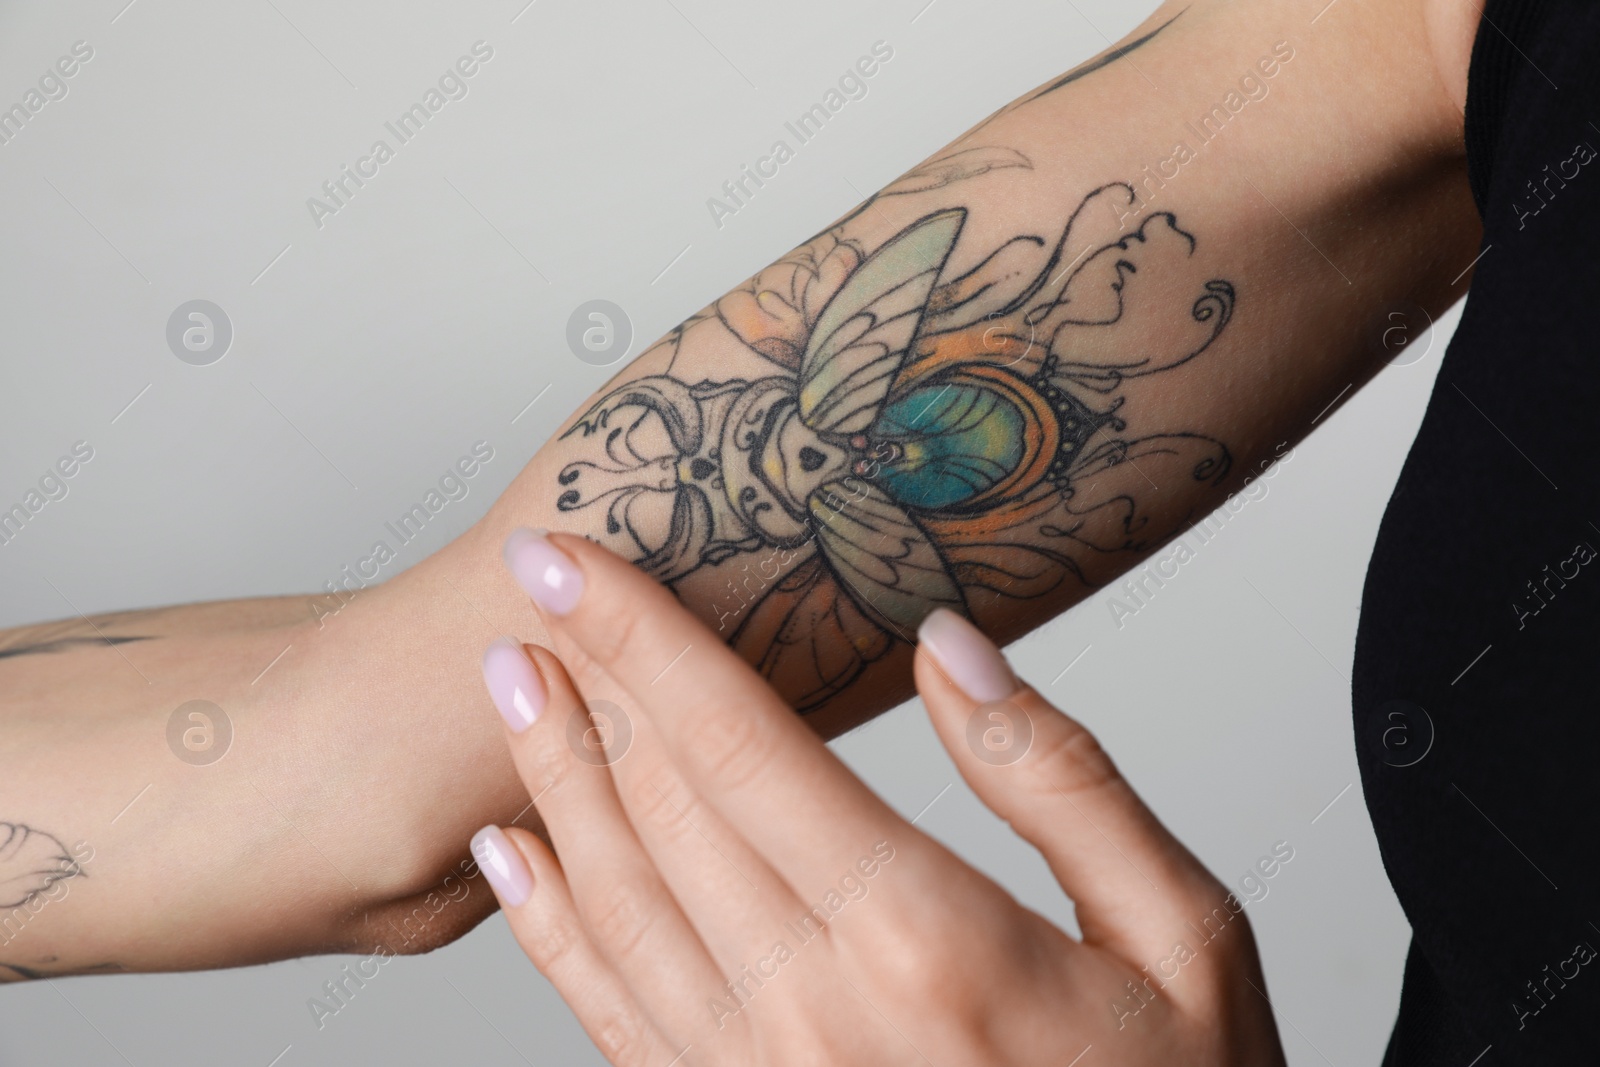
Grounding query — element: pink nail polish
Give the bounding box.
[471,826,533,908]
[482,639,545,732]
[503,527,584,615]
[918,608,1019,703]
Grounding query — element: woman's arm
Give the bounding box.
[0,0,1480,979]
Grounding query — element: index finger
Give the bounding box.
[503,527,918,903]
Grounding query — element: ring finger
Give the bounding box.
[481,638,728,1046]
[541,621,806,964]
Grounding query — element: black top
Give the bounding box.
[1354,1,1600,1063]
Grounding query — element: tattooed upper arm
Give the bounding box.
[556,155,1235,711]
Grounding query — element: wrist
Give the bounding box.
[246,548,536,943]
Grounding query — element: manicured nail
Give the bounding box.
[917,608,1018,703]
[482,639,545,732]
[471,825,532,908]
[503,527,584,615]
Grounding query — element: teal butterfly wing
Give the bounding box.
[798,208,966,434]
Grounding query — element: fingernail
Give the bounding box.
[503,527,584,616]
[482,639,545,733]
[471,825,532,908]
[917,608,1019,703]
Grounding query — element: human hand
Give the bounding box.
[471,528,1288,1066]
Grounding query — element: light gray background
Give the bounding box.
[0,0,1458,1063]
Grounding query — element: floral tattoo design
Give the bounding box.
[558,149,1236,711]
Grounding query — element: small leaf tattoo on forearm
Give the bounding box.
[0,823,86,910]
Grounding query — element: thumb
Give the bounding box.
[913,609,1227,966]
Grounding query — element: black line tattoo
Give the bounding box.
[0,961,123,983]
[557,154,1236,712]
[0,636,151,661]
[1026,9,1186,104]
[0,610,160,662]
[948,11,1187,154]
[0,825,98,982]
[0,823,86,910]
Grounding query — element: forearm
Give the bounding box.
[1,0,1479,978]
[0,595,510,978]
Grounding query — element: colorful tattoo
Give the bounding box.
[557,153,1236,711]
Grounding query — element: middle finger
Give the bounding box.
[575,670,807,973]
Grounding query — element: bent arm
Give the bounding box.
[0,0,1480,979]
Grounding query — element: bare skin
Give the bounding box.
[0,0,1482,980]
